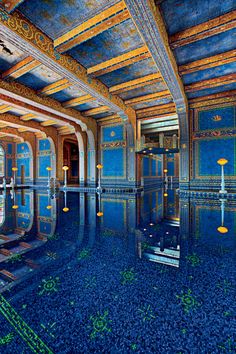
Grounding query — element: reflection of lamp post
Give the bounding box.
[46,166,52,187]
[63,191,69,212]
[12,167,18,186]
[96,164,103,192]
[12,190,18,209]
[164,169,168,184]
[97,190,103,217]
[217,158,228,194]
[217,198,228,234]
[46,189,52,210]
[62,166,69,188]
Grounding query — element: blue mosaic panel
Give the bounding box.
[167,161,175,176]
[38,195,51,218]
[16,143,30,154]
[151,159,156,176]
[196,137,236,177]
[7,143,13,155]
[38,156,51,177]
[39,221,52,235]
[198,106,235,131]
[143,157,150,177]
[7,158,12,177]
[16,217,30,229]
[102,148,124,178]
[16,158,30,177]
[15,194,31,214]
[101,125,124,143]
[157,160,162,176]
[102,200,125,231]
[198,208,235,238]
[39,139,51,151]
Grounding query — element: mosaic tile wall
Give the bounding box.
[190,103,236,191]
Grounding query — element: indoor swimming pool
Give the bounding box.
[0,189,235,353]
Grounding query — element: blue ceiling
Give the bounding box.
[160,0,236,99]
[160,0,236,35]
[18,0,119,40]
[68,19,144,69]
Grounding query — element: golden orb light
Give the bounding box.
[96,164,103,169]
[97,211,104,217]
[217,158,228,166]
[46,166,52,171]
[217,226,228,234]
[164,169,168,173]
[12,205,19,209]
[12,167,18,171]
[164,193,168,197]
[62,166,69,171]
[46,205,53,210]
[63,207,69,212]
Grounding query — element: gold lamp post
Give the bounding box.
[62,166,69,188]
[217,198,228,234]
[217,158,228,194]
[96,164,103,192]
[46,166,52,187]
[12,167,18,185]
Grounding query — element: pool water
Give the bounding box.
[0,189,235,353]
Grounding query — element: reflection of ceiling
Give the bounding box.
[0,0,234,134]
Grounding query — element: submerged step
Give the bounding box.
[0,269,17,281]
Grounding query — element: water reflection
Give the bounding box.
[0,188,234,293]
[0,188,235,353]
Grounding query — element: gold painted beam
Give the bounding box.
[2,56,40,79]
[87,46,151,77]
[185,73,236,92]
[136,102,176,114]
[39,79,71,95]
[125,90,171,105]
[170,10,236,48]
[83,106,110,116]
[189,90,236,108]
[40,120,56,127]
[0,104,12,113]
[179,49,236,75]
[109,73,162,94]
[18,127,29,133]
[62,94,95,108]
[20,113,37,121]
[55,1,129,52]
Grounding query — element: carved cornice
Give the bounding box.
[0,8,131,119]
[124,0,187,113]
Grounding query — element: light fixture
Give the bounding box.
[217,226,228,234]
[97,211,103,217]
[12,205,19,209]
[46,205,52,210]
[63,207,69,212]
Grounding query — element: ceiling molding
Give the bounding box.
[185,73,236,93]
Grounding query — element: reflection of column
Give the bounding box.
[63,191,69,212]
[172,134,177,148]
[159,133,164,148]
[217,198,228,234]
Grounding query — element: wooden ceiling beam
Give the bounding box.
[189,90,236,108]
[179,49,236,75]
[62,94,95,108]
[40,120,56,127]
[87,46,151,77]
[0,104,12,113]
[136,102,176,114]
[185,73,236,92]
[20,113,37,121]
[55,1,129,53]
[39,79,71,95]
[109,73,162,94]
[83,106,110,116]
[125,90,171,105]
[170,10,236,48]
[1,56,40,80]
